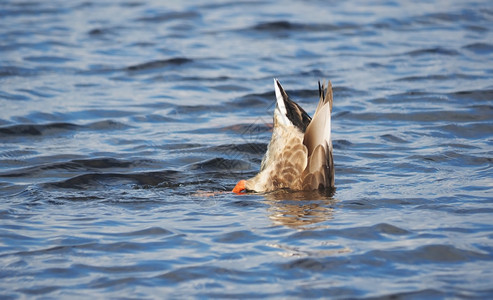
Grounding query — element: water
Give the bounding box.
[1,0,492,298]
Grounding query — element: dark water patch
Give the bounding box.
[214,230,262,244]
[463,42,493,54]
[49,190,169,206]
[136,11,201,23]
[121,227,173,237]
[2,242,94,258]
[439,142,479,150]
[220,123,272,135]
[23,56,74,64]
[132,99,175,109]
[410,151,493,167]
[74,261,166,277]
[226,199,268,209]
[78,65,121,76]
[155,266,251,285]
[0,158,143,178]
[15,88,55,99]
[47,170,181,190]
[85,276,140,289]
[36,267,83,280]
[372,289,447,300]
[162,143,203,151]
[289,223,410,241]
[179,75,231,82]
[286,287,366,299]
[68,109,135,120]
[416,9,486,26]
[0,66,39,77]
[170,83,211,92]
[126,57,193,71]
[183,123,272,137]
[278,256,349,273]
[210,83,251,92]
[85,120,131,131]
[71,158,134,169]
[118,1,145,8]
[24,111,66,123]
[371,91,447,105]
[173,103,222,114]
[129,41,156,48]
[406,47,460,56]
[189,157,251,171]
[396,73,486,82]
[452,207,493,214]
[237,90,273,102]
[22,109,135,124]
[87,27,122,38]
[464,24,490,33]
[336,200,379,210]
[0,123,78,136]
[132,114,177,123]
[17,285,59,296]
[80,241,151,253]
[0,5,67,18]
[380,134,410,144]
[0,90,31,101]
[208,143,267,155]
[331,86,369,99]
[230,91,274,109]
[369,244,490,264]
[0,120,130,138]
[199,0,264,10]
[0,149,38,160]
[0,40,76,53]
[0,230,37,242]
[88,28,107,36]
[372,17,412,30]
[449,89,493,102]
[253,21,295,31]
[372,223,411,235]
[299,69,326,78]
[251,21,356,33]
[434,123,493,139]
[47,194,105,203]
[204,291,275,299]
[339,110,489,123]
[333,139,353,150]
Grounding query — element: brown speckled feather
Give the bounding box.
[241,79,334,193]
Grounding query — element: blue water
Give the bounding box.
[1,0,493,298]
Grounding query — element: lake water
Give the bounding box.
[1,0,492,298]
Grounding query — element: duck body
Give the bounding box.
[233,79,334,193]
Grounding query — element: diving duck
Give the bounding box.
[233,79,334,193]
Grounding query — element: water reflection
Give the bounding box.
[263,189,337,228]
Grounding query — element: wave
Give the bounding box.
[0,120,130,137]
[126,57,193,71]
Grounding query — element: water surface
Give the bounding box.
[1,0,493,298]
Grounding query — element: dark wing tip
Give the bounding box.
[275,79,312,132]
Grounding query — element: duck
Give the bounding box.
[233,79,334,193]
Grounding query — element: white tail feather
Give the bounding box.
[273,78,291,126]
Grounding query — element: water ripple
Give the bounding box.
[0,0,492,299]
